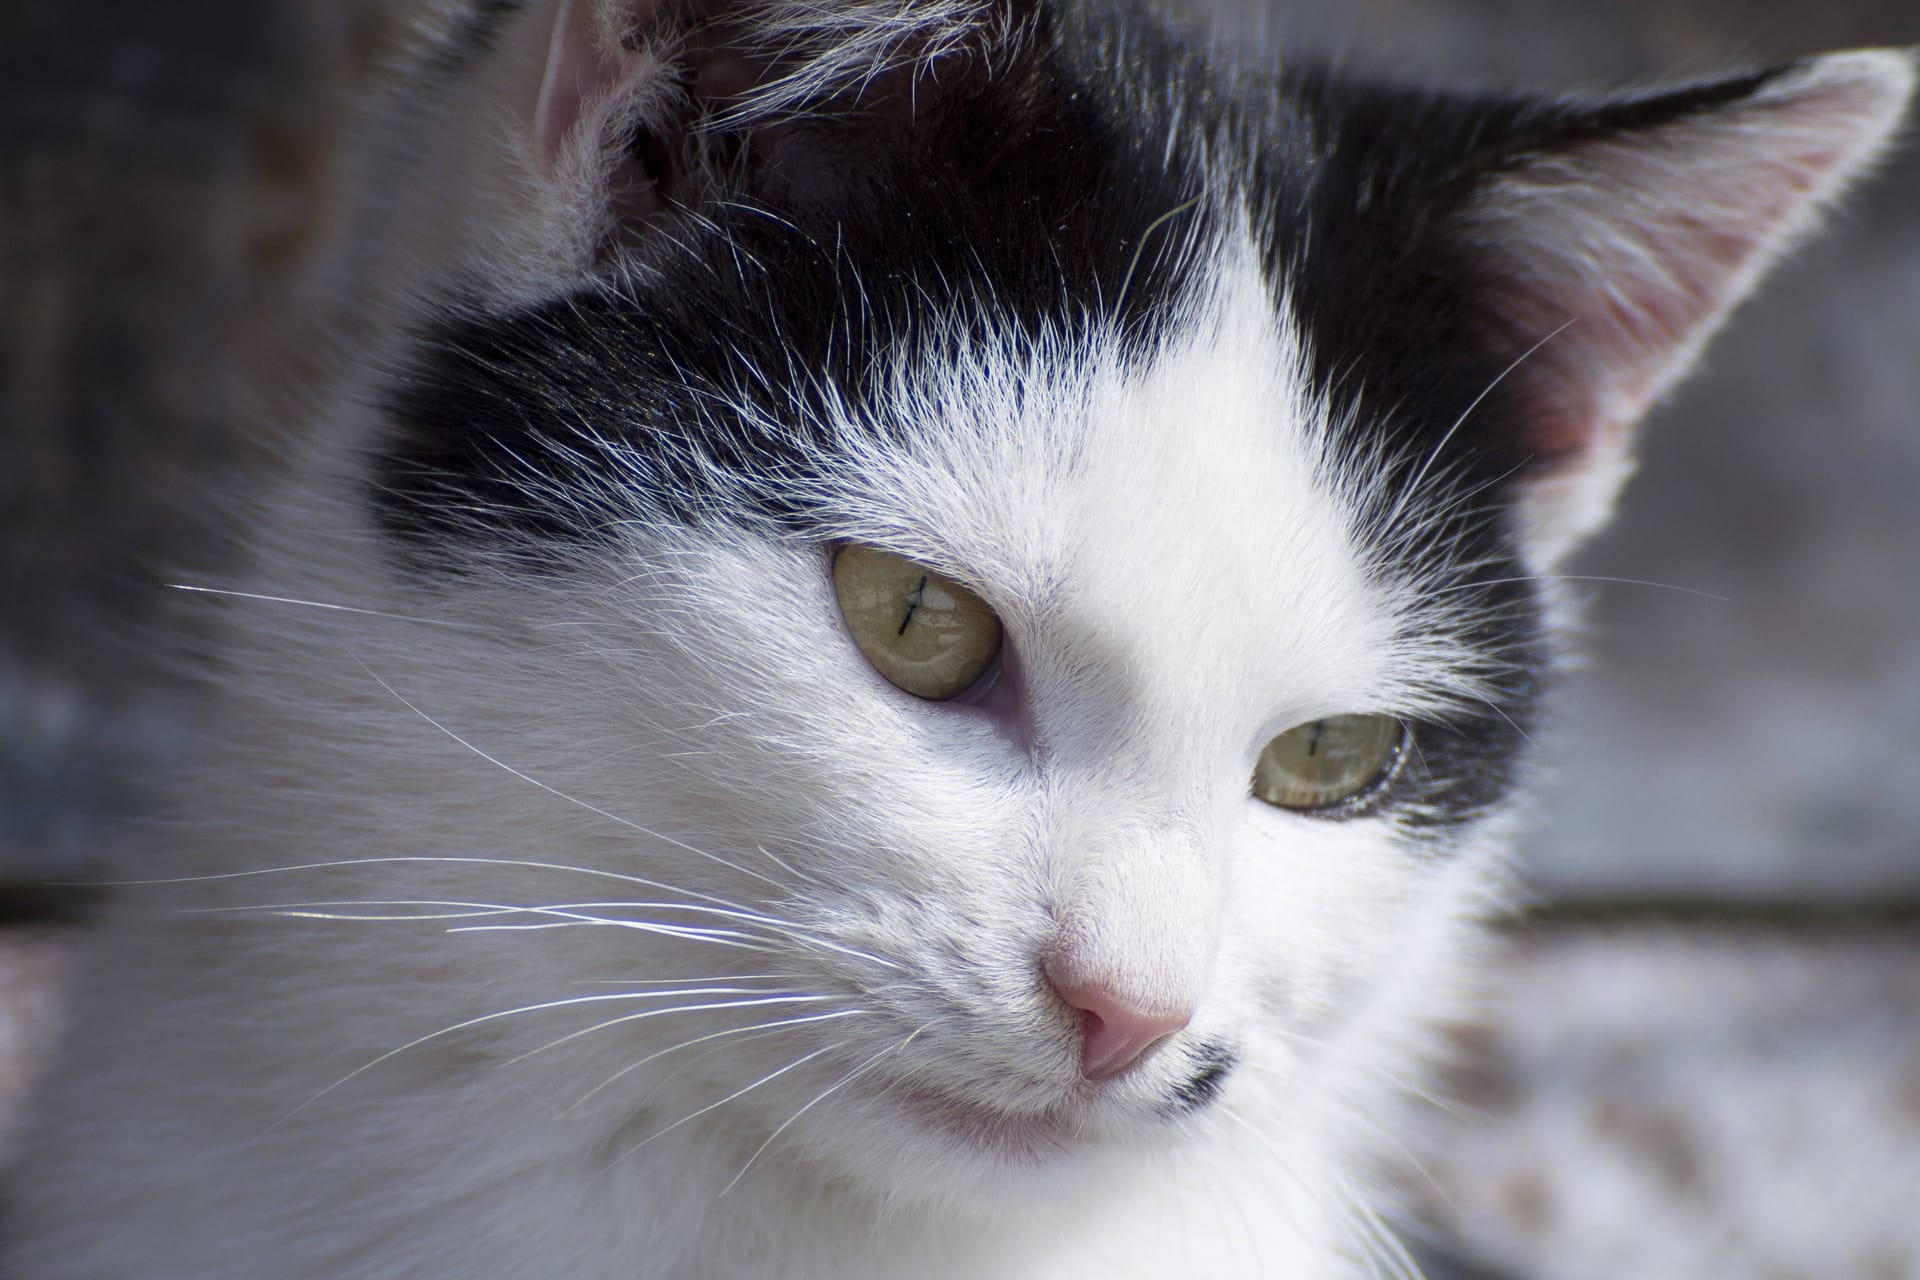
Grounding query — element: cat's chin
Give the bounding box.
[801,1069,1200,1216]
[811,1088,1223,1231]
[879,1079,1084,1167]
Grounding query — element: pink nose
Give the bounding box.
[1047,973,1193,1080]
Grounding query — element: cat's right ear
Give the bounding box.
[519,0,694,258]
[510,0,1010,269]
[531,0,668,186]
[1415,50,1915,570]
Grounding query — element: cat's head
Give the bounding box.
[293,0,1910,1213]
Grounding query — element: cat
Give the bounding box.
[7,1,1910,1277]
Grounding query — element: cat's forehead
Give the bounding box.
[818,237,1398,721]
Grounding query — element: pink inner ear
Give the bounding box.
[1472,59,1913,468]
[1446,52,1914,566]
[534,0,662,174]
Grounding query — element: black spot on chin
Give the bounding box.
[1170,1043,1236,1113]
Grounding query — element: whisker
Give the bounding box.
[181,885,902,972]
[449,898,904,970]
[566,1009,865,1113]
[356,663,790,893]
[1210,1107,1327,1250]
[1387,319,1575,525]
[750,845,827,890]
[1235,1049,1458,1206]
[1185,1133,1272,1273]
[1332,1171,1424,1280]
[601,1044,845,1173]
[502,994,840,1066]
[718,1023,930,1197]
[168,584,482,632]
[1256,1027,1464,1118]
[94,856,773,921]
[1434,572,1729,603]
[580,1023,803,1122]
[1477,696,1539,753]
[197,900,786,952]
[263,896,822,935]
[277,988,769,1126]
[569,973,809,988]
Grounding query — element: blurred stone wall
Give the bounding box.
[3,0,1918,904]
[0,0,407,882]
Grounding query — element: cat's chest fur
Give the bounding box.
[5,2,1910,1277]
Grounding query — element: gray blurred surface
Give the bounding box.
[2,0,1918,899]
[1405,920,1920,1280]
[0,0,369,880]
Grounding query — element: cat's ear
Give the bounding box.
[1447,51,1914,568]
[521,0,1007,258]
[530,0,670,184]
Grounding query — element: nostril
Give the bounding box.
[1049,975,1193,1080]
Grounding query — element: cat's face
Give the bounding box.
[309,0,1909,1215]
[356,256,1519,1209]
[492,256,1522,1201]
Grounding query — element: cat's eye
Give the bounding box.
[1252,714,1406,812]
[832,545,1004,701]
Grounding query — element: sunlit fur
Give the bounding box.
[7,2,1909,1277]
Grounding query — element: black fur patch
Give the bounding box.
[1169,1043,1236,1112]
[378,5,1208,552]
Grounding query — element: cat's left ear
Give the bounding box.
[519,0,1018,264]
[1445,51,1914,569]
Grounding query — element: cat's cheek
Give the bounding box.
[1225,808,1442,1012]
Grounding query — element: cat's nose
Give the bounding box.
[1046,968,1193,1080]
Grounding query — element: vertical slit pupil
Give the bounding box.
[898,575,928,636]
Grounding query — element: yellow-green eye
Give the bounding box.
[832,545,1004,701]
[1252,714,1405,811]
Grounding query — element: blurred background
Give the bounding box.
[2,1,1917,1276]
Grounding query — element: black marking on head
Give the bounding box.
[376,5,1213,560]
[1169,1042,1236,1113]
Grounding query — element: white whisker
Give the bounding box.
[602,1045,844,1173]
[1211,1107,1326,1251]
[1387,319,1575,526]
[1435,572,1729,602]
[503,994,841,1066]
[570,973,809,988]
[719,1023,930,1197]
[1333,1171,1424,1280]
[566,1009,866,1114]
[1477,696,1540,752]
[168,584,482,632]
[278,989,776,1126]
[196,900,786,951]
[98,856,772,919]
[356,662,790,893]
[1258,1027,1463,1118]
